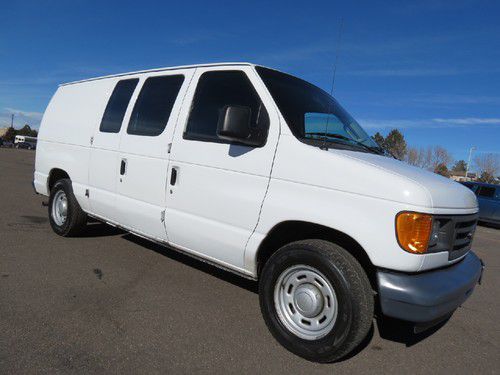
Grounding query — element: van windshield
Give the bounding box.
[256,67,382,154]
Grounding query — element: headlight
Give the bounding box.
[395,212,434,254]
[396,212,477,256]
[428,219,441,247]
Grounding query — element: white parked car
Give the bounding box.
[34,62,483,362]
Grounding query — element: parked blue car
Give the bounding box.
[461,182,500,226]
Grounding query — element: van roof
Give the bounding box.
[60,62,258,86]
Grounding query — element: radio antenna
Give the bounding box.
[330,17,344,95]
[321,17,344,150]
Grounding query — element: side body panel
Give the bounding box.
[35,80,112,211]
[245,133,478,275]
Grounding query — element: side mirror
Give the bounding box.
[217,105,263,146]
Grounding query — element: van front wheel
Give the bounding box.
[259,240,374,363]
[48,179,87,237]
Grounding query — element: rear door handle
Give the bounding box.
[120,159,127,175]
[170,167,177,185]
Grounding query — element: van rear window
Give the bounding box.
[127,75,184,136]
[99,79,138,133]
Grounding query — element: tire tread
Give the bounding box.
[49,179,87,237]
[259,239,374,362]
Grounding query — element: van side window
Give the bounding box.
[127,75,184,136]
[99,79,138,133]
[184,70,269,143]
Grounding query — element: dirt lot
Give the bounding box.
[1,148,499,374]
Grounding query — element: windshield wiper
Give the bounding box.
[305,132,351,141]
[304,132,385,155]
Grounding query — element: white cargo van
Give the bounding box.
[34,62,483,362]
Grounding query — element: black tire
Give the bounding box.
[48,178,87,237]
[259,239,374,363]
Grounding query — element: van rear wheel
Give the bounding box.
[48,179,87,237]
[259,239,374,363]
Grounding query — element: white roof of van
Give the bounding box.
[60,62,257,86]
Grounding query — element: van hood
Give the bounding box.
[333,149,478,210]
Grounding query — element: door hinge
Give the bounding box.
[160,210,165,223]
[167,143,172,154]
[90,136,94,145]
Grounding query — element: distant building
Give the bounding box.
[450,171,477,182]
[0,127,9,138]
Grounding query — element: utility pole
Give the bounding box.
[465,146,476,181]
[10,114,14,128]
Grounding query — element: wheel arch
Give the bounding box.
[47,168,71,192]
[255,220,376,288]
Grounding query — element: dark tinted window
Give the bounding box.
[477,186,496,198]
[256,67,379,152]
[127,75,184,136]
[99,79,138,133]
[184,70,269,144]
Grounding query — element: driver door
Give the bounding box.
[165,66,280,270]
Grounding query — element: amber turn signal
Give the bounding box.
[396,212,433,254]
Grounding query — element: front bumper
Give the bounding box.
[377,251,483,323]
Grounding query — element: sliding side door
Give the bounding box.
[116,69,194,241]
[89,78,139,222]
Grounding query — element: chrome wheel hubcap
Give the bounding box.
[294,283,324,318]
[274,265,338,340]
[52,190,68,226]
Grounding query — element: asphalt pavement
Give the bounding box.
[1,148,499,374]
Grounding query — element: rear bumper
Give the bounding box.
[377,251,483,323]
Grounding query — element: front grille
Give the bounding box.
[428,213,478,260]
[450,216,477,259]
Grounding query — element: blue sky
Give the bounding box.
[1,0,499,164]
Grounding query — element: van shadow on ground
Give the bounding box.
[81,220,126,238]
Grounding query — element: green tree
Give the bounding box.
[384,129,407,160]
[434,163,450,177]
[478,171,496,183]
[17,124,38,137]
[475,153,499,184]
[2,127,16,142]
[372,132,385,149]
[451,160,467,174]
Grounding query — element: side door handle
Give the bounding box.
[120,159,127,175]
[170,167,177,185]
